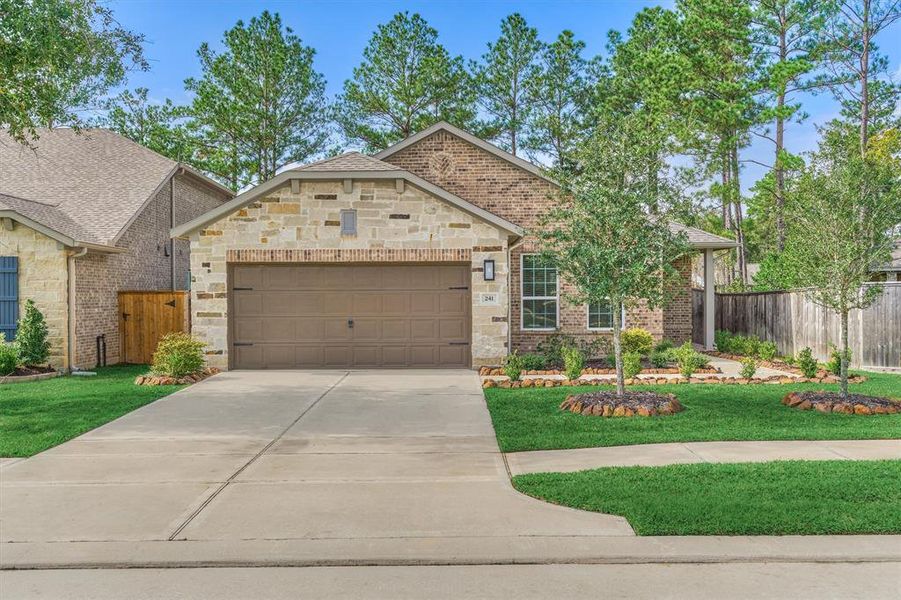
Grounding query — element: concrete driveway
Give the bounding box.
[0,370,631,567]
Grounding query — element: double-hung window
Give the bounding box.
[587,299,625,330]
[521,254,557,330]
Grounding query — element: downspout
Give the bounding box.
[66,247,88,372]
[506,235,527,355]
[170,173,177,291]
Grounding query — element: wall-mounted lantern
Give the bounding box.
[483,259,495,281]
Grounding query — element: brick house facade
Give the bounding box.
[176,123,732,370]
[0,129,231,370]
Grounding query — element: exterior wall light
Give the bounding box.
[483,259,495,281]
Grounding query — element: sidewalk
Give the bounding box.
[505,439,901,475]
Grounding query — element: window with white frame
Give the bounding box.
[587,299,624,330]
[521,254,557,329]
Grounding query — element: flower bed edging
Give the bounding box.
[782,391,900,415]
[560,391,682,417]
[478,365,721,377]
[481,372,866,389]
[135,367,221,386]
[0,370,61,385]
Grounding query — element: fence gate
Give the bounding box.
[118,291,189,365]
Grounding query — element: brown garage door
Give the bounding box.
[229,264,471,369]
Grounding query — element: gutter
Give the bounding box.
[66,247,88,372]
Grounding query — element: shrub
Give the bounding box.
[151,332,206,378]
[623,351,643,378]
[673,342,706,378]
[714,330,731,352]
[739,356,757,379]
[16,300,50,366]
[737,334,761,357]
[536,332,606,368]
[757,341,777,362]
[503,350,525,381]
[620,327,654,355]
[797,347,818,378]
[562,346,585,381]
[519,353,546,371]
[825,344,851,376]
[781,354,796,366]
[649,350,670,369]
[653,339,674,354]
[0,333,18,376]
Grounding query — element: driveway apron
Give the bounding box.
[0,370,631,553]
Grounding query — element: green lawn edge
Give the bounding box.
[512,459,901,536]
[0,364,184,457]
[484,371,901,452]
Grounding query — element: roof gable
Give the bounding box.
[0,128,231,246]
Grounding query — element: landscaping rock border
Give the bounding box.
[478,365,721,377]
[135,367,220,386]
[782,391,901,415]
[560,391,683,417]
[481,372,866,388]
[0,370,61,385]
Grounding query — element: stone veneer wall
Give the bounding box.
[73,174,228,367]
[0,223,69,368]
[189,179,509,370]
[383,131,694,355]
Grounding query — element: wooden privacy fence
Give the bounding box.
[118,291,189,365]
[692,283,901,369]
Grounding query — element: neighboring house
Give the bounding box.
[871,238,901,282]
[0,129,232,369]
[173,122,734,370]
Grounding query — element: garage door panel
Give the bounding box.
[439,319,467,340]
[233,266,262,289]
[230,264,470,369]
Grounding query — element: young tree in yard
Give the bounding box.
[186,11,329,189]
[471,13,542,156]
[525,30,588,169]
[538,114,692,396]
[98,88,194,162]
[336,12,477,152]
[786,128,901,398]
[0,0,146,146]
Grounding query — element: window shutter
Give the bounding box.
[0,257,18,341]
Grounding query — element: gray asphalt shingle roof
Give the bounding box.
[0,128,185,245]
[296,152,400,172]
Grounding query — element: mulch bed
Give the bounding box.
[6,365,56,377]
[783,391,901,415]
[479,364,721,377]
[135,367,220,386]
[560,391,683,417]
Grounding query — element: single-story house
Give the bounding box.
[0,129,232,369]
[173,122,734,370]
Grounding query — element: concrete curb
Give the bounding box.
[4,535,901,570]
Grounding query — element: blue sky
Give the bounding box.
[109,0,901,192]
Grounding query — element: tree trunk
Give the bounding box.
[612,298,625,397]
[775,13,787,251]
[860,0,871,157]
[840,309,850,399]
[730,143,748,285]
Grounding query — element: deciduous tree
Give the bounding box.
[97,88,193,162]
[0,0,146,146]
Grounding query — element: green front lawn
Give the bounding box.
[513,460,901,535]
[0,365,183,457]
[485,372,901,452]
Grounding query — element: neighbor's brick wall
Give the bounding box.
[73,174,228,367]
[384,130,693,356]
[189,179,509,369]
[0,223,69,368]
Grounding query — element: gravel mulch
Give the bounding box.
[560,390,683,417]
[783,391,901,415]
